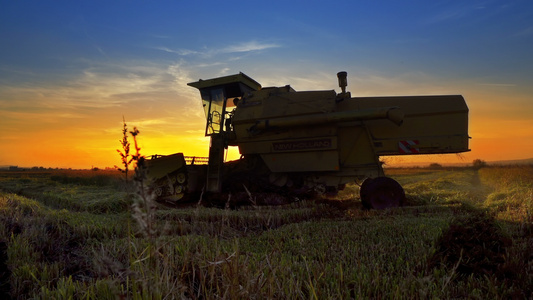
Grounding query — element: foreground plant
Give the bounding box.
[126,126,191,297]
[129,127,158,241]
[115,117,133,181]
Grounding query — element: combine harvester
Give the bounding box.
[146,72,469,209]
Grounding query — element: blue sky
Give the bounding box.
[1,0,532,168]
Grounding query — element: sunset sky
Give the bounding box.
[1,0,532,169]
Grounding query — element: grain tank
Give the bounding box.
[148,72,469,209]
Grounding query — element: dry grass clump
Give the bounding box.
[0,193,94,297]
[476,166,533,297]
[428,212,510,278]
[479,166,532,218]
[396,169,485,206]
[427,209,531,298]
[0,169,132,214]
[479,165,533,190]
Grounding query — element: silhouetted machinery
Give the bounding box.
[146,72,469,209]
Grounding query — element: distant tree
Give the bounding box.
[472,159,487,169]
[115,117,133,181]
[429,163,443,169]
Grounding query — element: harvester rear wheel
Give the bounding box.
[360,177,405,209]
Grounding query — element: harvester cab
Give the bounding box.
[187,73,261,137]
[187,73,261,193]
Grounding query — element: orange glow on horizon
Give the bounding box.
[2,106,532,169]
[2,115,531,169]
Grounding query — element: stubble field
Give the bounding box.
[0,166,531,299]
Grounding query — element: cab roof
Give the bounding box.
[187,72,261,96]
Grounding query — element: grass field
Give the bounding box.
[0,166,531,299]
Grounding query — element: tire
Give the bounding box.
[360,177,405,209]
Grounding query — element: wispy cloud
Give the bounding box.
[0,60,195,116]
[195,62,225,68]
[219,41,280,53]
[153,46,199,56]
[94,45,109,59]
[153,40,281,57]
[476,83,517,87]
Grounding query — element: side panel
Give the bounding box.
[339,95,470,155]
[240,136,339,172]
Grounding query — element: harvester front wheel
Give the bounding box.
[360,177,405,209]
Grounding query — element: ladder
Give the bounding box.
[206,134,225,193]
